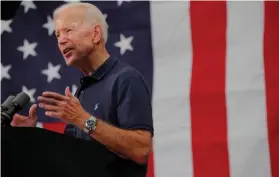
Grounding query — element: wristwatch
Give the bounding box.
[83,116,97,134]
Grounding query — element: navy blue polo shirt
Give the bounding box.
[64,56,154,141]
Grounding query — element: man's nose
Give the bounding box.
[58,38,67,45]
[58,36,67,45]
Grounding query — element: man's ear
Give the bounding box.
[92,24,102,44]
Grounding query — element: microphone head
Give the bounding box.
[12,92,30,109]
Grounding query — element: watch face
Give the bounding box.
[87,120,93,126]
[84,117,96,133]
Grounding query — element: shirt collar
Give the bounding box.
[80,57,119,84]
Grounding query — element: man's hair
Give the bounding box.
[53,2,109,44]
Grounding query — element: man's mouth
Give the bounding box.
[63,48,73,55]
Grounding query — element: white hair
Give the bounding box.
[53,2,109,44]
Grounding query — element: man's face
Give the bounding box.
[54,8,94,66]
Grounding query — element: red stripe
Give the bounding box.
[263,2,279,177]
[146,151,154,177]
[42,122,66,134]
[189,2,230,177]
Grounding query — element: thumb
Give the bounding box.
[65,86,73,97]
[29,104,37,119]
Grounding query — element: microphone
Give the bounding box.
[1,95,16,112]
[1,92,31,127]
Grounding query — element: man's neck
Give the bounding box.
[79,47,110,76]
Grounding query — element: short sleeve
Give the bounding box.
[116,75,154,136]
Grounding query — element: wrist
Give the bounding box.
[75,112,92,130]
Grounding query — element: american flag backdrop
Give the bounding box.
[1,1,278,177]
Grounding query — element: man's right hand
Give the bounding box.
[11,104,38,127]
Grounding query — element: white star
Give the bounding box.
[41,62,61,83]
[22,85,36,103]
[1,63,12,81]
[1,20,13,35]
[21,0,37,14]
[71,84,78,95]
[114,33,134,55]
[117,0,131,7]
[42,15,55,36]
[17,39,38,60]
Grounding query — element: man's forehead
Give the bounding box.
[55,11,84,27]
[56,9,85,19]
[55,7,86,21]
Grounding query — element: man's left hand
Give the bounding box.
[37,87,91,125]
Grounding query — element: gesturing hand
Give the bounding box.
[11,104,38,127]
[37,87,91,125]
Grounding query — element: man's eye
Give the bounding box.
[66,29,72,32]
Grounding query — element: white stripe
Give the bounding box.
[36,122,43,128]
[226,2,271,177]
[150,2,193,177]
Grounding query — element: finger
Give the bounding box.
[65,86,73,97]
[45,111,61,118]
[42,91,70,101]
[29,104,37,119]
[37,96,60,105]
[39,103,59,112]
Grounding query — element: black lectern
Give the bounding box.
[1,127,113,177]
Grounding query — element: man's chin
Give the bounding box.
[65,58,76,66]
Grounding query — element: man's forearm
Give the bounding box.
[76,117,152,164]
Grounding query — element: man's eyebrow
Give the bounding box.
[55,28,64,34]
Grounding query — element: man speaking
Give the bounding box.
[11,2,154,177]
